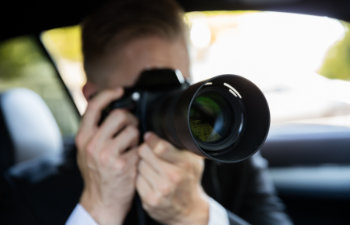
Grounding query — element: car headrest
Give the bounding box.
[0,88,63,171]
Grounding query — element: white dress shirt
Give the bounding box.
[66,197,229,225]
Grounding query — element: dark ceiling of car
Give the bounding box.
[1,0,350,42]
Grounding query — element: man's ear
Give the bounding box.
[82,82,97,101]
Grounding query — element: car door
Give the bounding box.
[261,124,350,225]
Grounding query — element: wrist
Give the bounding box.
[80,190,130,225]
[171,188,209,225]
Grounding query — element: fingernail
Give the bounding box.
[144,132,152,141]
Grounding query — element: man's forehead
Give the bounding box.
[102,36,190,88]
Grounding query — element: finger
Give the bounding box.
[138,143,164,173]
[138,143,179,182]
[101,109,138,135]
[79,88,124,137]
[136,173,154,201]
[121,147,140,170]
[108,147,139,174]
[102,125,140,157]
[144,132,182,164]
[138,159,160,190]
[94,110,138,151]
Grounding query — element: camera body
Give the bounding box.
[101,68,270,163]
[101,69,188,136]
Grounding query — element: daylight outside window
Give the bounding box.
[41,11,350,127]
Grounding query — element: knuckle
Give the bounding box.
[155,147,166,156]
[168,170,182,184]
[181,160,192,170]
[113,110,138,126]
[159,183,171,195]
[99,151,110,165]
[127,126,140,140]
[118,110,129,121]
[155,142,169,156]
[115,158,127,172]
[126,125,137,133]
[148,194,161,208]
[159,141,169,149]
[108,109,126,123]
[138,145,149,159]
[109,109,121,118]
[108,109,126,122]
[85,141,96,156]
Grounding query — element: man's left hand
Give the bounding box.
[136,132,209,225]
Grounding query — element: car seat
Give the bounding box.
[0,88,64,173]
[0,88,82,225]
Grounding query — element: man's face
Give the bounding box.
[97,36,190,90]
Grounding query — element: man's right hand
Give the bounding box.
[75,88,140,225]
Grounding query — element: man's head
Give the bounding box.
[81,0,190,98]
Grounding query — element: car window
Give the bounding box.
[41,10,350,129]
[41,26,87,115]
[186,11,350,127]
[0,36,79,138]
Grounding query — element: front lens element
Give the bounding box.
[189,92,232,143]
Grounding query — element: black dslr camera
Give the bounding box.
[101,69,270,163]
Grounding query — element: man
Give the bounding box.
[66,0,293,225]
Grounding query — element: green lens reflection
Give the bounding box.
[190,92,231,143]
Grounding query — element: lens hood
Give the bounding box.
[158,74,270,163]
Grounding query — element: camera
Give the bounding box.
[101,69,270,163]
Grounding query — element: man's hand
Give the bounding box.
[75,88,140,225]
[136,132,209,225]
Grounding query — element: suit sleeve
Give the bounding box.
[228,152,294,225]
[203,152,293,225]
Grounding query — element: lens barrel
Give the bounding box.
[152,74,270,163]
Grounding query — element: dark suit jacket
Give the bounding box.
[0,148,293,225]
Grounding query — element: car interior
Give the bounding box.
[1,0,350,225]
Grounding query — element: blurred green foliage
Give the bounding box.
[318,22,350,81]
[0,37,44,80]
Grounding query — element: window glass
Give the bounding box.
[0,36,79,137]
[41,11,350,127]
[41,26,87,115]
[186,11,350,127]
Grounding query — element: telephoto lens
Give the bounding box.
[103,69,270,163]
[155,74,270,163]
